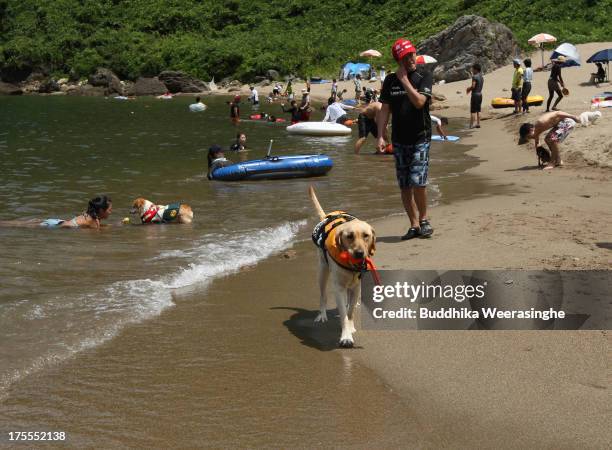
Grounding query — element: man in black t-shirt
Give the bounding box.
[377,38,434,240]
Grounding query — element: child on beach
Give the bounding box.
[430,115,449,139]
[354,74,362,102]
[511,59,524,114]
[521,59,533,113]
[466,63,483,128]
[518,111,580,170]
[331,79,338,99]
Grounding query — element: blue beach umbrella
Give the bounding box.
[586,49,612,82]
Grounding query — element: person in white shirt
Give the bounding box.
[521,58,534,113]
[323,97,349,124]
[430,115,448,139]
[379,65,386,88]
[249,86,259,107]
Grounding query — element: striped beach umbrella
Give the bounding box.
[528,33,557,68]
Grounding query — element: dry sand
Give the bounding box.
[307,42,610,448]
[219,43,611,447]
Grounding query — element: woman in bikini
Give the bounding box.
[1,196,113,229]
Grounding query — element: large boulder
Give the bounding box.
[158,70,210,93]
[0,81,23,95]
[133,77,167,96]
[88,68,122,94]
[38,79,61,94]
[266,69,280,81]
[417,15,519,82]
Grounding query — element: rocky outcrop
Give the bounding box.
[38,79,61,93]
[67,84,106,96]
[0,81,23,95]
[158,71,209,93]
[88,68,123,95]
[266,69,280,80]
[133,77,167,95]
[417,15,519,82]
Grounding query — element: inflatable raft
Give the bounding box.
[210,155,333,181]
[189,103,207,112]
[491,95,544,109]
[286,122,352,136]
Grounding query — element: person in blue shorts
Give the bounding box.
[377,38,434,240]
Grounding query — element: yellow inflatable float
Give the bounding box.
[491,95,544,109]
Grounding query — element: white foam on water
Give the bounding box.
[0,220,305,397]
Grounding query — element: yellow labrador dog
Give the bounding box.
[309,186,376,348]
[131,198,194,224]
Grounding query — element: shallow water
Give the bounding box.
[1,95,489,445]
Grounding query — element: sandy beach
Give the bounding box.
[269,42,612,447]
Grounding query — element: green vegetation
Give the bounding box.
[0,0,610,82]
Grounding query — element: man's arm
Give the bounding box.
[376,103,391,150]
[466,79,476,94]
[397,65,429,109]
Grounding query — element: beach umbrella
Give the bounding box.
[586,49,612,82]
[551,43,581,67]
[416,55,437,65]
[528,33,557,68]
[359,49,382,58]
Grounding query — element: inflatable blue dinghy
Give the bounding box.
[211,154,333,181]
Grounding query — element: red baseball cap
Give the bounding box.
[392,38,416,61]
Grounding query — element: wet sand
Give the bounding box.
[1,241,437,448]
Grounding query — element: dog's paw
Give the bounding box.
[314,311,328,323]
[348,323,357,334]
[338,338,354,348]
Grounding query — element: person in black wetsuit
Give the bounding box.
[546,56,566,112]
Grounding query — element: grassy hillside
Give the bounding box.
[0,0,610,82]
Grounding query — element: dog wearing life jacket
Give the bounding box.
[309,186,376,348]
[131,198,194,224]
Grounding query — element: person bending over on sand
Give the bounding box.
[281,100,301,124]
[466,63,483,128]
[355,101,387,154]
[430,115,449,139]
[511,59,524,114]
[45,196,112,229]
[518,110,580,170]
[323,97,349,124]
[230,133,247,152]
[546,56,566,112]
[377,38,434,240]
[207,145,233,179]
[336,88,348,101]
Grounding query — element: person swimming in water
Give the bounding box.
[41,196,113,228]
[207,145,233,179]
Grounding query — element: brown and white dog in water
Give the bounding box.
[309,186,376,348]
[131,198,194,224]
